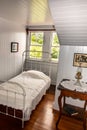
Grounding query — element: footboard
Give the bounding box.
[0,81,26,128]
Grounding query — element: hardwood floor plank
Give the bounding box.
[24,93,57,130]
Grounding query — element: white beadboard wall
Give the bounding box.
[53,45,87,110]
[0,31,26,82]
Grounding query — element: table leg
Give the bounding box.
[56,93,63,129]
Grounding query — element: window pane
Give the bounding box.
[51,47,59,60]
[51,32,60,61]
[30,46,42,58]
[52,33,59,46]
[29,32,44,59]
[31,32,44,45]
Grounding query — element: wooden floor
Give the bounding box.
[0,92,85,130]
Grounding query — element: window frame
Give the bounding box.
[27,31,60,63]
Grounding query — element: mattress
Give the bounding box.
[0,70,51,120]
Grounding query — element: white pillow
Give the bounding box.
[22,70,50,81]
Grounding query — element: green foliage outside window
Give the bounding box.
[52,33,59,46]
[30,32,60,61]
[51,33,60,61]
[51,47,60,60]
[30,46,42,59]
[30,32,43,58]
[31,32,43,45]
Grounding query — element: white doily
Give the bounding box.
[60,80,87,92]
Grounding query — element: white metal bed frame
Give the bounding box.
[0,81,26,128]
[0,50,51,128]
[22,50,52,77]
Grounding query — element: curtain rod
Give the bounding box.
[26,25,56,32]
[26,28,55,32]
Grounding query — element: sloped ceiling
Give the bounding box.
[49,0,87,46]
[27,0,53,26]
[1,0,87,46]
[0,0,28,32]
[0,0,53,27]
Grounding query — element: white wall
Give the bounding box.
[53,45,87,110]
[0,16,26,82]
[0,31,26,82]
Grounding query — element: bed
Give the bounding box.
[0,51,51,128]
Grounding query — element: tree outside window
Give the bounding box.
[29,32,44,59]
[51,32,60,61]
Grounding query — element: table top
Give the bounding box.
[57,79,87,93]
[57,79,87,100]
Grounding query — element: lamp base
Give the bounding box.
[74,79,82,87]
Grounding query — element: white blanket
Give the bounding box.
[0,70,51,120]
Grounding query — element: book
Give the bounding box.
[64,105,78,116]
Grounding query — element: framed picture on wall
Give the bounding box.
[11,42,19,52]
[73,53,87,68]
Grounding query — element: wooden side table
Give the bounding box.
[56,79,87,130]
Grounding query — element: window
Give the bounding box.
[29,32,44,59]
[51,32,60,61]
[29,31,60,62]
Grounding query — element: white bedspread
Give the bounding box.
[0,70,51,120]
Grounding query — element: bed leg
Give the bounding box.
[22,120,24,128]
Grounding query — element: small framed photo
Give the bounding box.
[73,53,87,67]
[11,42,19,52]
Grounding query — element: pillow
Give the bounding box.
[22,70,50,81]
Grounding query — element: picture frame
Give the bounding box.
[73,53,87,68]
[11,42,19,52]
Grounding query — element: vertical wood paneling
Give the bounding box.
[0,32,26,82]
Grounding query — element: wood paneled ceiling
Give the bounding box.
[49,0,87,46]
[0,0,54,27]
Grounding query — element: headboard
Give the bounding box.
[22,50,52,77]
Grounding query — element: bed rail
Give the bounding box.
[22,50,52,77]
[0,81,26,128]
